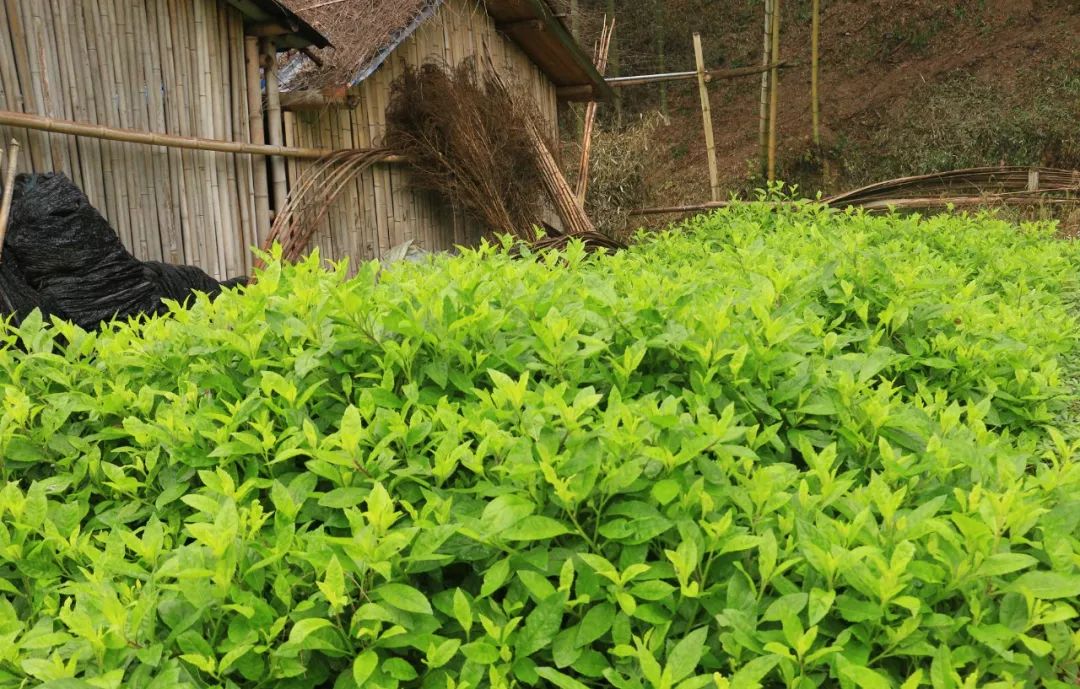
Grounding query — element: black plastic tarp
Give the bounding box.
[0,173,246,330]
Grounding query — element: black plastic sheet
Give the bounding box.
[0,173,245,329]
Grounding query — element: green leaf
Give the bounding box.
[461,641,500,664]
[374,583,433,615]
[976,553,1039,577]
[666,627,708,683]
[837,656,892,689]
[930,645,955,689]
[287,618,333,645]
[536,666,591,689]
[729,654,780,689]
[575,603,616,648]
[384,657,418,681]
[503,515,570,541]
[481,558,511,598]
[353,650,378,685]
[453,588,474,634]
[1007,572,1080,599]
[317,556,348,612]
[426,638,461,669]
[516,592,568,657]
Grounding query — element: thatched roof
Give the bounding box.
[222,0,330,50]
[278,0,437,88]
[277,0,612,101]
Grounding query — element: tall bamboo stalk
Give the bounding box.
[694,33,720,202]
[261,38,288,215]
[811,0,821,146]
[759,0,773,174]
[655,0,667,116]
[767,0,781,182]
[245,37,271,244]
[576,17,614,204]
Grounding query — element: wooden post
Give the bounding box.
[811,0,821,146]
[245,37,271,245]
[693,33,720,202]
[261,38,288,215]
[0,140,21,259]
[767,0,781,182]
[759,0,773,174]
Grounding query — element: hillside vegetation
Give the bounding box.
[3,205,1080,688]
[558,0,1080,204]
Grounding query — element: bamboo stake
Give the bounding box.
[811,0,821,146]
[767,0,781,182]
[0,140,21,258]
[575,17,614,204]
[693,33,720,202]
[758,0,773,174]
[261,38,288,215]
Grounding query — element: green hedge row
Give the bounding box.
[2,204,1079,689]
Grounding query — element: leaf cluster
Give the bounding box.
[2,206,1080,688]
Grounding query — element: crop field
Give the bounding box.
[2,204,1080,689]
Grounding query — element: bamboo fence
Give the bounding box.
[0,0,269,278]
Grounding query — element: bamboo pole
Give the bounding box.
[0,109,401,160]
[811,0,821,146]
[244,37,270,248]
[693,33,720,202]
[629,195,1079,218]
[0,140,21,258]
[261,38,288,215]
[759,0,773,174]
[767,0,781,182]
[575,17,614,204]
[556,62,791,100]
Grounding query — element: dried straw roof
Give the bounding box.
[278,0,441,88]
[277,0,612,100]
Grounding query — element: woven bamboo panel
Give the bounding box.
[0,0,258,279]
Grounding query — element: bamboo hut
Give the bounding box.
[276,0,612,263]
[0,0,327,278]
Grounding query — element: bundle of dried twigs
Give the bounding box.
[385,61,547,242]
[255,148,392,266]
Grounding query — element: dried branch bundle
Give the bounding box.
[385,62,546,241]
[257,148,392,265]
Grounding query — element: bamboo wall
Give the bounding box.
[284,0,562,264]
[0,0,258,280]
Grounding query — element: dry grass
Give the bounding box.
[570,113,664,241]
[385,62,546,241]
[280,0,435,88]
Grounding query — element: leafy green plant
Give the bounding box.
[1,203,1079,689]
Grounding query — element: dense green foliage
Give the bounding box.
[3,205,1080,689]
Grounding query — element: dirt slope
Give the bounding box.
[636,0,1079,204]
